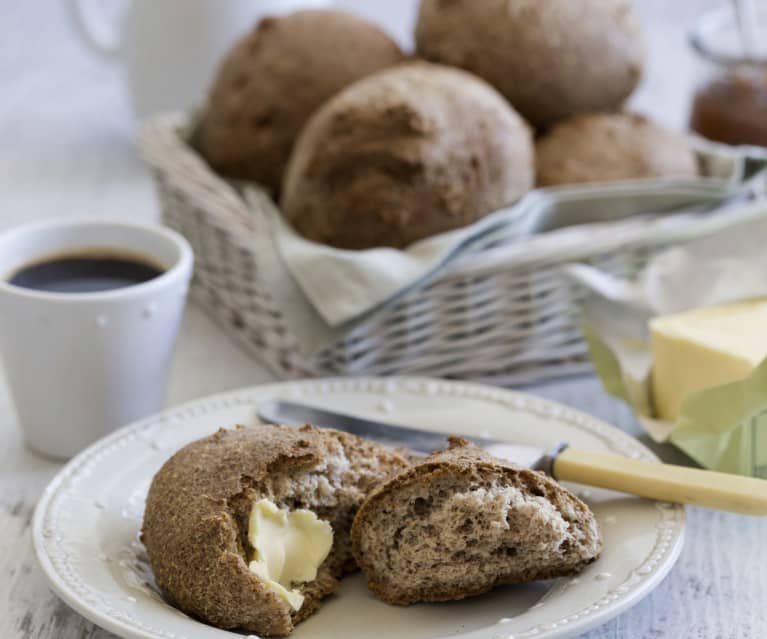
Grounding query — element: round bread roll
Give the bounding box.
[281,62,534,250]
[415,0,644,129]
[535,112,699,186]
[199,10,404,191]
[141,424,408,636]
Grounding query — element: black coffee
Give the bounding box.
[8,252,164,293]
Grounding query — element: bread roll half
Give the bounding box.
[142,424,408,636]
[351,437,601,605]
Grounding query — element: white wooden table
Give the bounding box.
[2,2,766,638]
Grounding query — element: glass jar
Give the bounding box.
[688,5,767,147]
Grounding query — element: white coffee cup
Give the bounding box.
[0,219,193,459]
[67,0,332,119]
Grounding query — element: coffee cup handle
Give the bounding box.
[67,0,122,57]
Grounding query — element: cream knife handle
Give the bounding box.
[553,447,767,516]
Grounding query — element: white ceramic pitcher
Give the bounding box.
[67,0,331,118]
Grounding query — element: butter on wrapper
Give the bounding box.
[566,203,767,477]
[651,299,767,421]
[247,499,333,610]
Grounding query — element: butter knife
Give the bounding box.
[257,399,767,516]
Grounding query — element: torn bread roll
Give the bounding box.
[351,437,601,605]
[141,424,408,636]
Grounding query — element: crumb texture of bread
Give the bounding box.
[199,10,403,191]
[281,61,534,250]
[141,424,408,636]
[351,438,601,605]
[535,112,698,186]
[415,0,644,128]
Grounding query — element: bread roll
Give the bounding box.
[536,112,698,186]
[281,62,534,249]
[199,10,403,191]
[415,0,644,129]
[141,424,408,636]
[351,438,601,605]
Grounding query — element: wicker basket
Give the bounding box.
[141,113,767,386]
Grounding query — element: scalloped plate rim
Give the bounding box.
[32,376,686,639]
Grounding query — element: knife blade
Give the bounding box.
[256,399,553,470]
[255,398,767,515]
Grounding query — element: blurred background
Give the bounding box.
[3,5,767,638]
[0,0,720,232]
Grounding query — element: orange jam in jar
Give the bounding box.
[688,6,767,147]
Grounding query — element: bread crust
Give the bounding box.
[415,0,644,128]
[536,112,698,186]
[141,424,408,635]
[200,10,403,191]
[281,61,534,249]
[351,437,602,605]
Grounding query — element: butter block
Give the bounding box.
[650,298,767,421]
[247,499,333,611]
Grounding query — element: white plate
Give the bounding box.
[33,377,685,639]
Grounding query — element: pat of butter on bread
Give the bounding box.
[650,298,767,421]
[248,499,333,610]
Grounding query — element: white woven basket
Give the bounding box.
[141,113,767,386]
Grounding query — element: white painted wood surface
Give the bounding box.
[2,1,765,638]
